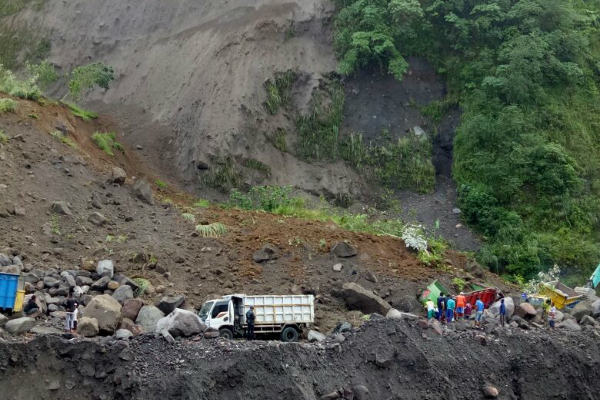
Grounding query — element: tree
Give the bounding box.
[68,62,114,100]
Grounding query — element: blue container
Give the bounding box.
[0,273,19,310]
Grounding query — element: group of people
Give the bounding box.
[425,292,489,327]
[22,290,80,334]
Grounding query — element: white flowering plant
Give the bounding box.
[524,264,561,294]
[401,224,428,253]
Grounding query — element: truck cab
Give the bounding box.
[198,294,314,342]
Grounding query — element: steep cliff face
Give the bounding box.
[9,0,362,196]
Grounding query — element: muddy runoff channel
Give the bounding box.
[1,318,598,400]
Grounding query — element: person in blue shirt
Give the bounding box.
[436,293,446,322]
[499,298,506,327]
[445,296,456,323]
[475,297,485,327]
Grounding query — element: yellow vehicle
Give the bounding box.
[538,281,584,310]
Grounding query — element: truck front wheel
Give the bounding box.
[219,327,234,339]
[281,326,299,342]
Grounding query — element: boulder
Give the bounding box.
[557,319,582,331]
[331,242,357,258]
[88,212,107,226]
[122,298,144,320]
[333,322,352,334]
[156,295,185,315]
[83,294,122,334]
[115,329,133,340]
[155,308,206,337]
[60,272,76,288]
[132,179,154,205]
[111,167,127,185]
[386,308,419,320]
[43,276,60,288]
[120,318,143,336]
[572,302,592,322]
[390,294,422,313]
[50,201,72,216]
[0,314,8,327]
[340,283,391,315]
[592,299,600,318]
[107,281,120,291]
[0,253,11,266]
[252,244,279,263]
[516,303,537,319]
[136,305,164,333]
[308,330,326,342]
[5,317,36,335]
[554,310,565,323]
[510,315,530,330]
[78,317,99,337]
[91,276,111,291]
[76,276,93,286]
[580,315,598,326]
[96,260,114,278]
[112,285,133,304]
[488,297,515,318]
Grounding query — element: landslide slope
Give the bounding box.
[4,0,362,196]
[0,96,503,331]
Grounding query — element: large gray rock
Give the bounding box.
[580,315,598,326]
[60,271,77,288]
[88,212,107,226]
[111,167,127,185]
[252,244,279,263]
[557,319,582,331]
[43,276,60,288]
[78,317,99,337]
[0,253,11,266]
[112,285,133,304]
[76,276,94,286]
[572,302,592,322]
[308,330,326,342]
[0,314,8,327]
[155,308,206,337]
[136,305,165,333]
[488,297,515,318]
[340,283,391,315]
[156,295,185,315]
[331,242,357,258]
[50,201,72,216]
[386,308,418,320]
[91,276,111,291]
[115,328,133,339]
[389,294,422,313]
[83,294,122,334]
[516,303,537,319]
[592,299,600,318]
[132,179,154,205]
[122,298,144,321]
[96,260,114,278]
[5,317,36,335]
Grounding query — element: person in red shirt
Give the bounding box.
[455,292,466,320]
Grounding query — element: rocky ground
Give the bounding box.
[1,315,600,400]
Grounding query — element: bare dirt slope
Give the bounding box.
[1,318,599,400]
[0,97,503,332]
[8,0,363,196]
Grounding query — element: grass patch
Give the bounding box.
[182,213,196,223]
[132,278,150,297]
[28,113,38,119]
[242,158,271,177]
[49,130,77,149]
[0,130,8,143]
[269,128,287,152]
[193,199,210,208]
[155,179,168,189]
[264,70,296,114]
[202,157,242,192]
[0,64,41,100]
[63,102,98,120]
[0,98,17,113]
[91,132,123,156]
[195,222,227,238]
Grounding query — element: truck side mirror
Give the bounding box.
[224,317,229,322]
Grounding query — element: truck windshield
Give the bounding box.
[198,301,213,321]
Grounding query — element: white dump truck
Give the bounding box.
[198,294,314,341]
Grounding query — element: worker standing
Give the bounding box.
[548,302,556,328]
[64,290,78,333]
[246,305,256,340]
[475,297,484,328]
[455,292,466,320]
[446,296,456,323]
[499,298,506,327]
[426,299,435,320]
[437,293,446,322]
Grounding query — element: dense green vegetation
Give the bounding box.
[91,132,123,156]
[0,98,17,113]
[68,62,115,100]
[333,0,600,281]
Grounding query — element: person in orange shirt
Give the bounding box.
[455,292,466,320]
